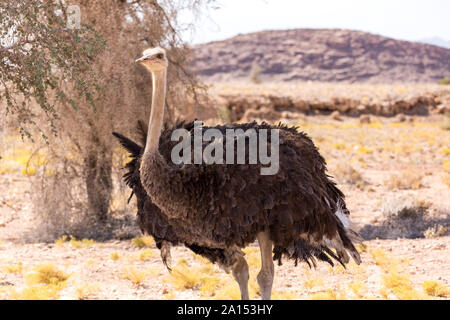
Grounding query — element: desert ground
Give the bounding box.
[0,83,449,300]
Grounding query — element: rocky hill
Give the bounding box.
[191,29,450,83]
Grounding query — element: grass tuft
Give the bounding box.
[132,236,155,249]
[110,252,120,261]
[74,282,100,300]
[25,264,70,286]
[2,262,24,274]
[422,281,449,297]
[120,266,153,285]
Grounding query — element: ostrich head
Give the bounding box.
[135,47,168,72]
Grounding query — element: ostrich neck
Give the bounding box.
[144,69,167,154]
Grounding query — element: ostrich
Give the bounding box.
[130,47,363,300]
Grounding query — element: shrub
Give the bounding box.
[332,162,364,186]
[423,225,448,238]
[138,249,156,261]
[2,262,24,275]
[361,196,438,240]
[110,252,120,261]
[382,272,427,300]
[25,264,70,286]
[8,285,62,300]
[69,236,95,249]
[132,236,154,249]
[422,281,449,297]
[74,282,100,300]
[120,266,151,285]
[382,197,430,219]
[386,171,424,190]
[438,77,450,85]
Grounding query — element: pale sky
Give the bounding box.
[181,0,450,44]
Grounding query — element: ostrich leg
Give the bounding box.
[231,255,250,300]
[257,231,274,300]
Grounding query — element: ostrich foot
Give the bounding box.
[231,254,250,300]
[257,231,274,300]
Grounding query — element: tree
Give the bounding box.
[0,1,105,140]
[1,0,210,231]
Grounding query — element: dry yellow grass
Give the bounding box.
[120,266,148,285]
[120,266,159,285]
[382,272,427,300]
[6,264,70,300]
[304,276,324,289]
[132,236,155,249]
[8,284,62,300]
[271,290,298,300]
[2,262,24,274]
[386,171,424,190]
[165,263,221,293]
[74,282,100,300]
[54,235,68,247]
[110,252,120,261]
[25,264,70,286]
[138,249,157,261]
[69,236,95,249]
[422,281,449,298]
[349,280,367,298]
[311,288,346,300]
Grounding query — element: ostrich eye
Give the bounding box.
[156,53,164,59]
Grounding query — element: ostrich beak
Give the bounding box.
[135,56,145,63]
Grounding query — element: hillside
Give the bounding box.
[191,29,450,83]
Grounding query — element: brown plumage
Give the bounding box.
[140,121,363,262]
[114,120,363,278]
[124,46,363,300]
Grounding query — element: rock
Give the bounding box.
[436,104,449,114]
[359,114,371,124]
[330,110,342,121]
[395,113,406,122]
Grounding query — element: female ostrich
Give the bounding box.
[134,47,363,300]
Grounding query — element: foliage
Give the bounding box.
[0,1,105,140]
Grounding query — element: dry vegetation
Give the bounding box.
[0,82,449,300]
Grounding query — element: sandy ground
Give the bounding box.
[0,115,449,300]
